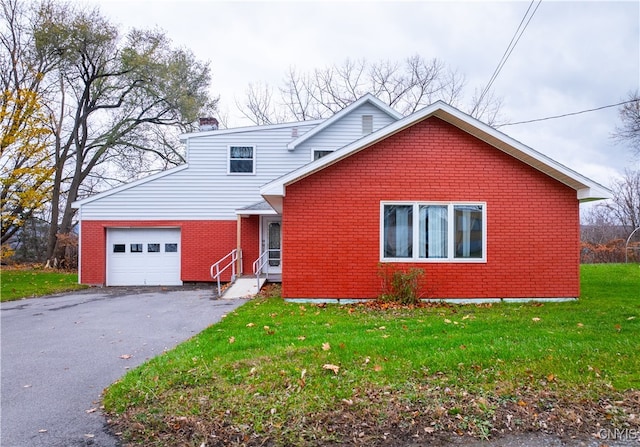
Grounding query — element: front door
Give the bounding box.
[262,217,282,274]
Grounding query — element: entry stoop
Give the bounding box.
[221,276,267,299]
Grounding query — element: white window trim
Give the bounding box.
[379,201,487,263]
[227,145,256,175]
[311,148,335,162]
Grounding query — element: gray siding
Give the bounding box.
[79,105,399,221]
[296,103,398,158]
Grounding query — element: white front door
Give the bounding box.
[262,217,282,275]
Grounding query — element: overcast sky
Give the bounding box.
[86,0,639,190]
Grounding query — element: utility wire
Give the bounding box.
[496,100,635,127]
[472,0,542,115]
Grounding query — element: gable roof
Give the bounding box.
[261,101,612,213]
[286,93,404,150]
[179,119,324,142]
[72,164,189,208]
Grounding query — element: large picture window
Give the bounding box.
[228,146,255,174]
[381,202,486,262]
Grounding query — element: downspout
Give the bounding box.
[237,215,243,275]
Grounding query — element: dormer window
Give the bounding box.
[362,115,373,135]
[228,145,255,174]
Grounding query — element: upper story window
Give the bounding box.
[381,202,486,262]
[228,146,255,174]
[362,115,373,135]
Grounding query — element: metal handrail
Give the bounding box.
[210,249,238,297]
[625,227,640,263]
[252,250,270,291]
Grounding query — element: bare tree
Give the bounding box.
[237,55,503,126]
[603,169,640,234]
[1,0,58,245]
[614,90,640,156]
[23,1,217,264]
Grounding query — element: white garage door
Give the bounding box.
[106,228,182,286]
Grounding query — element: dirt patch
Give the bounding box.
[108,389,640,446]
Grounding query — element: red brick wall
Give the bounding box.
[282,117,580,300]
[79,220,237,285]
[240,215,260,274]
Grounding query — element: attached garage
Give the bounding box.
[106,228,182,286]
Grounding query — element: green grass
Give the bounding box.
[0,267,88,301]
[104,264,640,445]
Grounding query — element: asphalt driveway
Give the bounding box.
[1,286,246,447]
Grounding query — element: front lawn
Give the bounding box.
[0,267,88,302]
[104,264,640,446]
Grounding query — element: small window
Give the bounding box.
[165,243,178,253]
[362,115,373,135]
[113,244,126,253]
[148,243,160,253]
[228,146,255,174]
[313,149,333,161]
[130,244,143,253]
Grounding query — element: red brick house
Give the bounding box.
[261,101,611,301]
[73,96,610,300]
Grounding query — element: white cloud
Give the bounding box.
[87,0,639,187]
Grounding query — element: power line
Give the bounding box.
[472,0,542,115]
[496,100,635,127]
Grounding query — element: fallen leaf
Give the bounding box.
[547,374,555,382]
[297,335,306,341]
[301,369,307,380]
[246,323,255,327]
[228,336,235,344]
[322,342,331,351]
[628,316,636,320]
[459,345,467,350]
[374,364,383,372]
[444,319,452,324]
[342,398,354,405]
[532,317,541,322]
[424,426,435,433]
[85,408,97,414]
[577,323,584,327]
[323,364,340,374]
[119,354,132,360]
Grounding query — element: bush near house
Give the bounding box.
[581,239,640,263]
[104,264,640,446]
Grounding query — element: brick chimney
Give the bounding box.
[199,117,219,131]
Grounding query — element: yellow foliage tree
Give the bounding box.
[0,88,54,245]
